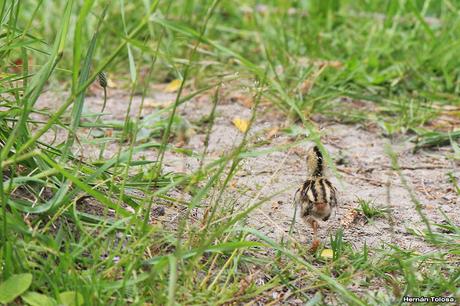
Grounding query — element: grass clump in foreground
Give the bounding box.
[0,0,459,305]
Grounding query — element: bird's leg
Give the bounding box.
[308,218,320,252]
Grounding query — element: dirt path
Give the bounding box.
[178,94,458,252]
[37,88,460,253]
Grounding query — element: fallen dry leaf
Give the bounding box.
[107,77,117,88]
[175,140,186,148]
[237,274,253,296]
[0,72,12,79]
[290,147,307,157]
[229,180,238,188]
[230,93,253,108]
[298,64,328,95]
[200,207,211,229]
[320,249,334,259]
[144,99,173,109]
[298,57,343,69]
[232,117,249,133]
[267,127,280,139]
[323,60,343,69]
[271,201,282,210]
[164,79,182,92]
[299,79,314,95]
[310,240,321,253]
[340,208,359,228]
[10,58,24,73]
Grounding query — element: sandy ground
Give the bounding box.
[35,86,460,253]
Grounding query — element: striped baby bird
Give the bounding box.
[294,145,337,251]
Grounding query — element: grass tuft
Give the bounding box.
[357,197,389,220]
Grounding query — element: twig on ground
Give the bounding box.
[337,167,385,187]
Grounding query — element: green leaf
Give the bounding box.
[59,291,84,306]
[167,255,177,306]
[22,292,56,306]
[0,273,33,304]
[120,0,137,83]
[72,0,95,90]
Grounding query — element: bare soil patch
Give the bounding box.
[36,88,460,253]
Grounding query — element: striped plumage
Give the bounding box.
[294,145,337,250]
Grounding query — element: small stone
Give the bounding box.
[152,206,166,217]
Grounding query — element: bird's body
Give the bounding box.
[294,145,337,250]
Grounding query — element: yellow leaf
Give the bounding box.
[0,72,12,79]
[232,118,249,133]
[164,79,182,92]
[107,78,117,88]
[320,249,334,259]
[144,99,173,109]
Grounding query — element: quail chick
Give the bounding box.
[294,145,338,251]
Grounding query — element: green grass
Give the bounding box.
[357,198,389,220]
[1,0,460,305]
